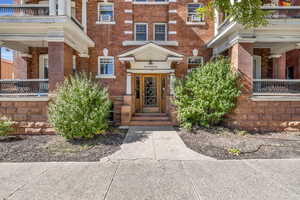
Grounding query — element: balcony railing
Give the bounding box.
[0,79,48,96]
[253,79,300,95]
[262,6,300,19]
[0,4,49,17]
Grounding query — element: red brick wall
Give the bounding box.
[226,95,300,132]
[86,0,213,123]
[0,59,13,79]
[0,100,54,134]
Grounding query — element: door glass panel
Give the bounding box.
[144,77,157,107]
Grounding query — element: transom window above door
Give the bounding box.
[135,23,148,41]
[97,3,114,23]
[154,23,167,41]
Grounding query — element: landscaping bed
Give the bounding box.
[0,128,127,162]
[179,127,300,160]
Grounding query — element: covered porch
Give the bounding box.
[0,0,94,96]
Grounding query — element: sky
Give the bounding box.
[1,0,13,4]
[0,0,13,61]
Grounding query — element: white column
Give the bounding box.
[170,73,176,96]
[126,73,132,95]
[58,0,66,16]
[49,0,57,16]
[214,9,219,36]
[66,0,72,17]
[82,0,87,32]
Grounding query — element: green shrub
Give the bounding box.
[48,73,111,140]
[174,57,241,129]
[0,116,14,136]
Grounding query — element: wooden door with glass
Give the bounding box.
[134,74,167,113]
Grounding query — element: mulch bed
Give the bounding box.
[179,127,300,160]
[0,128,127,162]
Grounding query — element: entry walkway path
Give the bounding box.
[1,126,300,200]
[105,126,214,161]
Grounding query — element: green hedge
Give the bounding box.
[174,57,241,129]
[49,73,111,140]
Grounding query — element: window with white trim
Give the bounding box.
[154,23,167,41]
[98,3,114,22]
[98,56,115,77]
[187,56,204,72]
[135,23,148,41]
[187,3,204,23]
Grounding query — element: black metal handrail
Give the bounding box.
[253,79,300,94]
[0,79,48,95]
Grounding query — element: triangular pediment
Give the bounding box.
[118,43,183,61]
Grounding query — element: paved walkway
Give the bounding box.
[104,126,214,161]
[1,126,300,200]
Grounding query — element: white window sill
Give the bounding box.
[133,2,169,5]
[186,21,206,25]
[122,40,178,46]
[96,75,116,79]
[96,21,116,25]
[251,95,300,101]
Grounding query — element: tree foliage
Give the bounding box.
[49,73,111,140]
[174,57,241,130]
[199,0,268,28]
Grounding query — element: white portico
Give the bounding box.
[118,43,183,125]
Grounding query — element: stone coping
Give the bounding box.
[251,95,300,101]
[0,96,49,102]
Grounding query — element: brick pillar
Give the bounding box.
[276,53,286,79]
[48,42,73,91]
[78,57,89,73]
[28,47,39,79]
[231,43,254,93]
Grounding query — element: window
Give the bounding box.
[135,23,148,41]
[98,57,115,78]
[98,3,114,22]
[188,56,203,72]
[154,23,167,41]
[187,3,204,23]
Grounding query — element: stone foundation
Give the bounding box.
[226,95,300,132]
[0,99,55,135]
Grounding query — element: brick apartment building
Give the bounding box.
[0,0,300,133]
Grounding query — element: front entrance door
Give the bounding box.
[134,74,167,113]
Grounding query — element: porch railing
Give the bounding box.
[253,79,300,95]
[262,6,300,19]
[0,79,48,96]
[0,4,49,17]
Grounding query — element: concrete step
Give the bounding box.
[131,116,170,121]
[134,113,168,117]
[143,107,160,113]
[129,120,173,126]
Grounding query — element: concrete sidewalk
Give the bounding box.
[1,159,300,200]
[105,126,214,161]
[1,127,300,200]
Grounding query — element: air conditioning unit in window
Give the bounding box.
[191,15,203,22]
[100,15,112,22]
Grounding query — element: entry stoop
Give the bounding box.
[129,113,173,126]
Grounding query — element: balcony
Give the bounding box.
[216,6,300,36]
[0,2,94,57]
[0,79,48,96]
[0,4,49,17]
